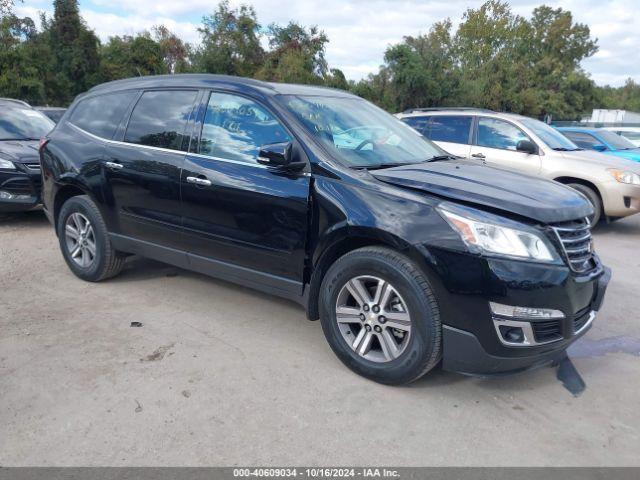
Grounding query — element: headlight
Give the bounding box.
[608,169,640,185]
[0,158,16,170]
[438,206,556,262]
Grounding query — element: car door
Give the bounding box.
[470,117,542,176]
[424,115,473,158]
[180,91,310,297]
[103,89,199,250]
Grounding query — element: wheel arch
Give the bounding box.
[553,176,604,215]
[52,180,93,232]
[305,226,423,321]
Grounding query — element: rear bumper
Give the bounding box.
[441,266,611,376]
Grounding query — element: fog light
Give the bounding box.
[499,325,525,343]
[490,302,565,319]
[0,190,31,201]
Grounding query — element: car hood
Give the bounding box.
[608,149,640,163]
[0,140,40,163]
[558,149,640,172]
[371,160,592,224]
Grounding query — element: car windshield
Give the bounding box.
[280,95,445,168]
[597,130,637,150]
[519,118,580,151]
[0,106,55,141]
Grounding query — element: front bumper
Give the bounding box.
[600,181,640,218]
[417,245,611,376]
[0,166,42,212]
[442,266,611,376]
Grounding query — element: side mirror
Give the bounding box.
[516,139,537,155]
[592,144,608,152]
[257,142,305,171]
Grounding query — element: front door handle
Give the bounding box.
[471,153,486,159]
[186,176,212,187]
[105,161,123,170]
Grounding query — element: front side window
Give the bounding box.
[477,118,529,151]
[199,92,291,163]
[281,95,443,168]
[0,106,54,140]
[125,90,198,151]
[428,116,472,144]
[70,92,136,139]
[597,130,636,150]
[562,132,601,150]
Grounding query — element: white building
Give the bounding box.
[583,109,640,124]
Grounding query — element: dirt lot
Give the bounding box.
[1,211,639,466]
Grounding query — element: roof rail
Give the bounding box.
[0,97,31,107]
[402,107,494,114]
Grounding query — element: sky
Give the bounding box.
[15,0,640,87]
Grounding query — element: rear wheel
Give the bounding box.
[319,246,441,385]
[568,183,602,225]
[57,195,125,281]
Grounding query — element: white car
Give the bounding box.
[602,127,640,147]
[396,108,640,224]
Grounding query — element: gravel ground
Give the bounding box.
[1,211,639,466]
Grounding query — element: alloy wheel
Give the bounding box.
[335,275,412,363]
[64,212,97,268]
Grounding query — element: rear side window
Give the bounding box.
[125,90,198,151]
[402,116,430,136]
[402,115,471,144]
[562,132,600,149]
[428,116,472,144]
[69,92,137,139]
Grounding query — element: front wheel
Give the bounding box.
[319,246,442,385]
[568,184,602,225]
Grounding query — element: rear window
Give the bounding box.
[69,92,137,139]
[402,115,471,144]
[124,90,197,151]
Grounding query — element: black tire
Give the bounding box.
[57,195,125,282]
[319,246,441,385]
[568,183,602,225]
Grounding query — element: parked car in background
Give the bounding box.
[40,74,610,385]
[397,108,640,224]
[36,107,67,124]
[558,127,640,163]
[602,126,640,147]
[0,98,55,213]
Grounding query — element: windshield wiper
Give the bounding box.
[552,147,581,151]
[427,154,458,162]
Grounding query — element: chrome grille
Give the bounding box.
[551,218,594,273]
[24,163,41,170]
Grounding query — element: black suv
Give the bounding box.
[40,75,611,385]
[1,98,55,213]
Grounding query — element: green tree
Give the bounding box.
[99,33,166,81]
[41,0,100,104]
[193,0,264,76]
[152,25,190,73]
[257,22,328,83]
[0,14,47,103]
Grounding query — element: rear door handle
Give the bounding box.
[471,153,486,159]
[186,176,212,187]
[105,161,123,169]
